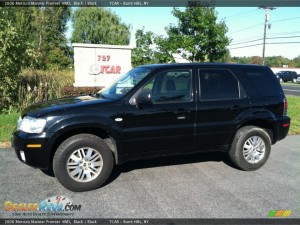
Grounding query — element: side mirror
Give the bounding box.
[136,92,152,106]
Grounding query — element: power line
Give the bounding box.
[228,41,300,50]
[267,30,300,36]
[267,41,300,44]
[224,10,260,23]
[222,9,258,20]
[228,43,262,50]
[272,16,300,23]
[267,35,300,39]
[228,17,300,36]
[229,35,300,46]
[231,31,300,43]
[229,38,263,46]
[228,23,263,35]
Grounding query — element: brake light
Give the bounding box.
[283,98,288,116]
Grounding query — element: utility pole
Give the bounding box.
[259,6,275,65]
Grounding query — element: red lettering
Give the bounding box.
[116,66,121,74]
[105,66,110,74]
[110,66,115,74]
[100,65,105,73]
[99,65,122,74]
[97,55,111,62]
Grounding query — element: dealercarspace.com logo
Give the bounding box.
[3,195,82,216]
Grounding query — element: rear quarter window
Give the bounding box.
[242,67,282,97]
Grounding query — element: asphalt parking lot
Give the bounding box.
[282,84,300,97]
[0,135,300,219]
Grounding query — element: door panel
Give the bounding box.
[124,68,196,155]
[195,68,251,150]
[195,99,250,149]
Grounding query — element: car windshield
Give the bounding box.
[98,67,153,100]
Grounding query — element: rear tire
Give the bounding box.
[53,134,114,192]
[228,126,271,171]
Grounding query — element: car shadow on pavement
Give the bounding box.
[104,151,236,187]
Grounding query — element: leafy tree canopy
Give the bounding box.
[0,18,27,111]
[163,7,230,62]
[71,7,131,45]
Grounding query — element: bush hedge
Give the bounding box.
[61,86,104,97]
[16,69,74,111]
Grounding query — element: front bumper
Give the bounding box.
[12,131,51,169]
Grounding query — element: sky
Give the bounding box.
[68,7,300,59]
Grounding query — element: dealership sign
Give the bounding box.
[72,43,132,87]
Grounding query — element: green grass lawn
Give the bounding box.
[0,112,19,147]
[0,95,299,147]
[286,95,300,135]
[281,82,300,87]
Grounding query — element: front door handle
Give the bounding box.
[174,109,190,114]
[230,105,240,111]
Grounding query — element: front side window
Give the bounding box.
[139,69,193,103]
[99,67,153,99]
[199,69,240,100]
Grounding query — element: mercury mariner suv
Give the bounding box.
[12,63,290,192]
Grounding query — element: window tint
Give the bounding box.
[243,68,282,96]
[199,69,240,100]
[141,69,192,103]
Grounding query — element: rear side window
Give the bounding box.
[199,69,241,100]
[243,67,282,96]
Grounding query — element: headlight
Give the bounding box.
[17,116,47,134]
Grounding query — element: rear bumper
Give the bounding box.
[274,116,290,142]
[12,131,51,169]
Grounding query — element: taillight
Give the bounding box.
[283,98,288,116]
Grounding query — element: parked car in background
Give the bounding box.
[276,71,298,83]
[297,74,300,83]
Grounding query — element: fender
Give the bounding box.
[44,115,125,163]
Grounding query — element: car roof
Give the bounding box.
[137,63,269,70]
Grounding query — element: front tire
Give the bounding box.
[229,126,271,171]
[53,134,114,192]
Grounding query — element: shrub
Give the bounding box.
[17,69,74,111]
[61,86,104,97]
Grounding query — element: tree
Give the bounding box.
[159,7,230,62]
[217,50,232,63]
[0,7,72,69]
[0,19,27,112]
[292,55,300,68]
[232,56,250,64]
[131,28,170,67]
[250,56,262,65]
[33,7,71,69]
[71,8,130,45]
[265,56,289,67]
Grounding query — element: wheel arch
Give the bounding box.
[237,119,276,144]
[48,127,119,169]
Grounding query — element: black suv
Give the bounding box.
[12,63,290,192]
[276,70,298,83]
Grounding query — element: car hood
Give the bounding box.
[22,95,113,117]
